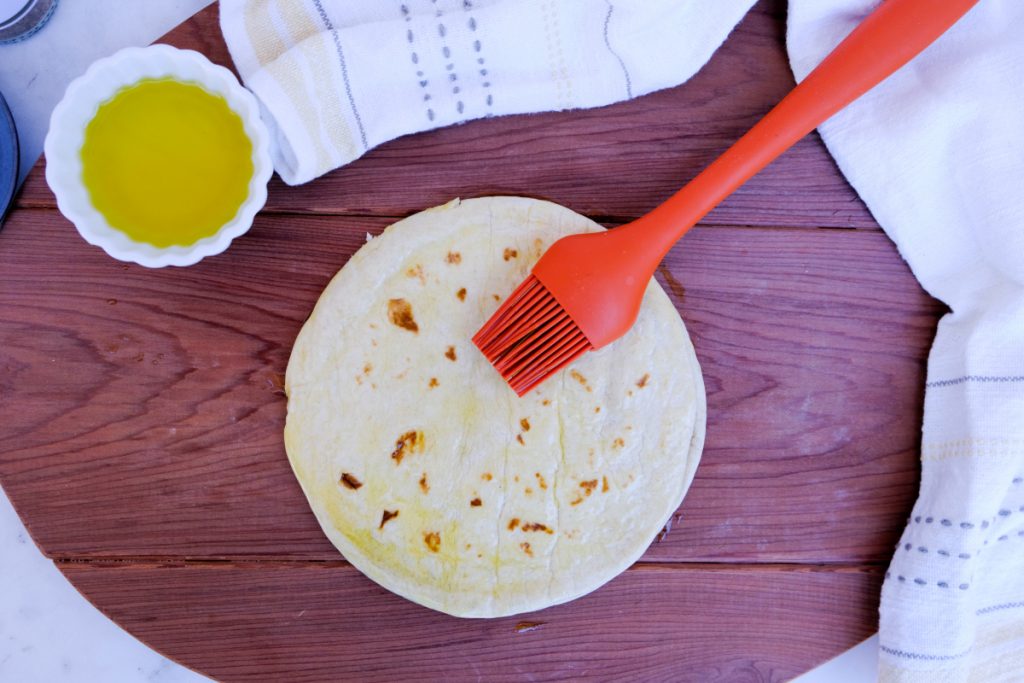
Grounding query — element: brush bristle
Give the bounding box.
[472,275,592,396]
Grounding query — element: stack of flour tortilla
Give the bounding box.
[285,197,705,617]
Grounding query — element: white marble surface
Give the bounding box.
[0,1,876,680]
[792,635,878,683]
[0,486,210,682]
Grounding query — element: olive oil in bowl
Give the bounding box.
[80,78,254,248]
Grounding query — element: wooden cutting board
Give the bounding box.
[0,1,943,680]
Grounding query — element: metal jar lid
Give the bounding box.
[0,0,57,44]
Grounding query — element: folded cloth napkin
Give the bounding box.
[788,1,1024,680]
[219,0,754,185]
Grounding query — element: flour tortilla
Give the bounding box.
[285,197,705,618]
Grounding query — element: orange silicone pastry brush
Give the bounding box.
[474,0,980,396]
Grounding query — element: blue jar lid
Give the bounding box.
[0,89,17,229]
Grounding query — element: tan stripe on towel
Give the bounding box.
[880,612,1024,682]
[921,437,1024,462]
[297,36,359,162]
[539,0,574,110]
[244,0,289,68]
[264,51,333,173]
[277,0,320,47]
[879,660,967,683]
[968,615,1024,682]
[274,3,357,160]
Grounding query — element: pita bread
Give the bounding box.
[285,197,705,617]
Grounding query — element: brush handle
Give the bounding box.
[622,0,980,265]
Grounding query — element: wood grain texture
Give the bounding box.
[0,0,941,678]
[13,1,879,230]
[59,561,882,683]
[0,207,939,563]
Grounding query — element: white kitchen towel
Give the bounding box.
[788,1,1024,681]
[218,0,755,185]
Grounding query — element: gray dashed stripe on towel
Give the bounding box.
[926,375,1024,388]
[890,572,971,590]
[463,0,494,112]
[880,645,972,661]
[402,4,436,122]
[431,0,467,118]
[602,1,633,99]
[977,601,1024,616]
[311,0,369,149]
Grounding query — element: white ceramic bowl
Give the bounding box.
[44,45,272,268]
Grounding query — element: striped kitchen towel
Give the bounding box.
[219,0,754,185]
[789,1,1024,680]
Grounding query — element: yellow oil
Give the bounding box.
[80,78,253,248]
